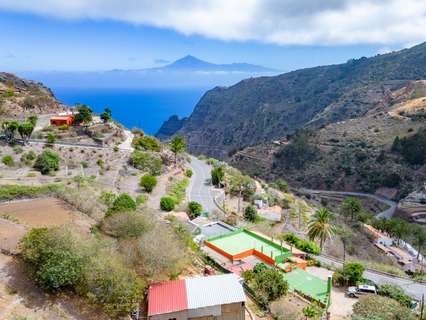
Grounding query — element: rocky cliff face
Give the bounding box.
[161,42,426,158]
[0,72,66,119]
[156,115,187,140]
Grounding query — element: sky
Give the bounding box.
[0,0,425,72]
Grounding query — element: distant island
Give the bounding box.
[18,55,280,89]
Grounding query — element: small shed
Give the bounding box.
[50,115,74,126]
[147,274,246,320]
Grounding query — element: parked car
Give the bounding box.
[346,284,377,298]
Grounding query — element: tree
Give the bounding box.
[74,104,93,125]
[170,135,186,164]
[412,225,426,260]
[100,107,112,123]
[129,151,163,175]
[2,121,19,144]
[343,261,364,285]
[108,193,136,214]
[242,263,288,309]
[274,179,289,192]
[18,122,34,144]
[211,166,225,187]
[187,201,202,219]
[132,135,161,152]
[20,228,83,290]
[139,174,157,193]
[308,208,336,251]
[34,149,60,174]
[244,205,257,222]
[352,295,416,320]
[341,197,362,221]
[160,196,176,211]
[101,211,149,239]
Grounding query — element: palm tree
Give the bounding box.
[413,225,426,260]
[341,197,362,221]
[308,208,336,251]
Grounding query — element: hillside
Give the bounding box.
[0,72,65,118]
[159,42,426,157]
[158,43,426,196]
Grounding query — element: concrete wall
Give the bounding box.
[149,303,244,320]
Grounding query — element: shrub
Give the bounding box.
[377,284,412,308]
[187,201,202,219]
[139,174,157,193]
[2,155,14,167]
[132,135,161,152]
[160,196,176,211]
[47,132,56,144]
[185,169,193,177]
[281,233,320,255]
[129,151,162,175]
[274,179,289,192]
[0,184,59,200]
[135,194,146,205]
[167,178,189,204]
[34,149,60,174]
[211,166,224,186]
[352,295,416,320]
[20,228,83,290]
[244,205,257,222]
[242,263,288,309]
[20,151,36,165]
[79,254,144,317]
[108,193,136,214]
[101,211,149,239]
[343,261,365,285]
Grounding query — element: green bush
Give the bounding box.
[244,205,257,222]
[108,193,136,214]
[187,201,202,219]
[185,169,193,177]
[132,135,161,152]
[20,228,83,290]
[281,233,320,255]
[167,178,189,204]
[0,184,60,200]
[101,211,149,239]
[34,149,60,174]
[47,132,56,144]
[242,263,288,309]
[211,166,224,186]
[343,261,365,285]
[378,284,412,308]
[79,254,144,317]
[20,151,36,165]
[274,179,289,192]
[2,155,14,167]
[135,194,146,205]
[139,174,157,193]
[129,151,162,175]
[160,196,176,211]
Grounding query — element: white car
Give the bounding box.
[346,284,377,298]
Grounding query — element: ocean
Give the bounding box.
[51,87,207,135]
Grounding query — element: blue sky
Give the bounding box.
[0,1,422,72]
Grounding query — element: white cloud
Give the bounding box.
[1,0,426,45]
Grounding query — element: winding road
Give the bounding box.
[188,157,426,300]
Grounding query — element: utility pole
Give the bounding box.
[237,184,243,213]
[420,294,424,320]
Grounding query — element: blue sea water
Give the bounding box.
[51,87,207,135]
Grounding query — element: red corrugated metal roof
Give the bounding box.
[147,279,188,316]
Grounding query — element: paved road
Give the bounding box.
[188,158,426,299]
[299,188,397,219]
[317,255,425,300]
[187,156,218,213]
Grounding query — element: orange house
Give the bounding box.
[50,115,74,126]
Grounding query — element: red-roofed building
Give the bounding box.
[50,115,74,126]
[147,274,245,320]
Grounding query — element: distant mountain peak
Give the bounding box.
[159,55,278,73]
